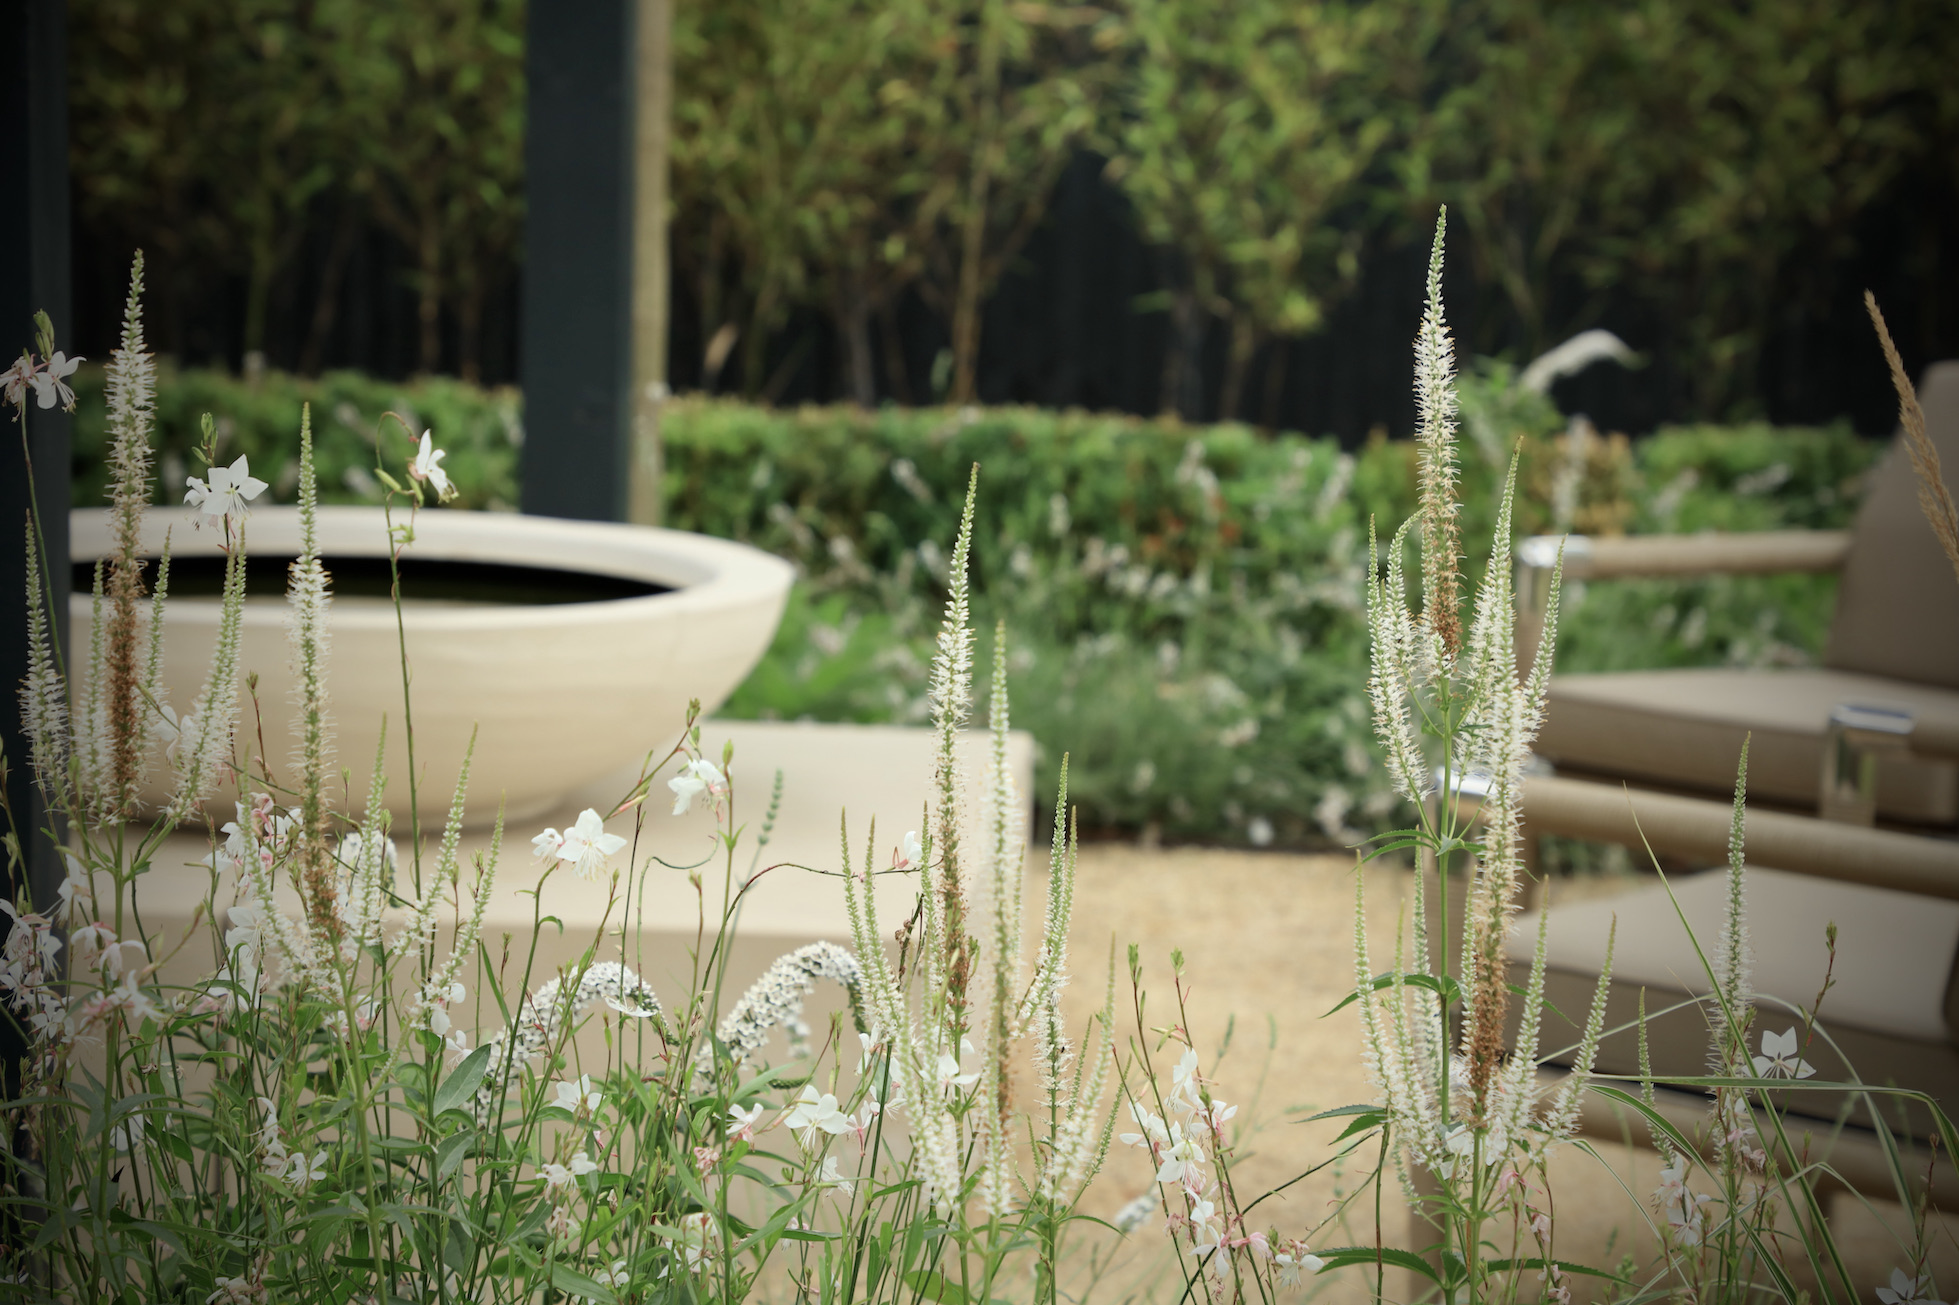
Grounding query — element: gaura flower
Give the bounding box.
[844,1100,882,1147]
[1656,1160,1711,1246]
[284,1149,329,1191]
[409,430,456,500]
[784,1086,850,1141]
[1274,1240,1325,1285]
[552,1075,603,1115]
[541,1152,598,1188]
[933,1037,980,1093]
[726,1102,766,1142]
[185,456,268,528]
[1751,1027,1817,1080]
[1876,1269,1946,1305]
[818,1153,855,1195]
[668,757,728,816]
[28,350,80,410]
[555,809,627,879]
[892,830,923,870]
[0,353,34,406]
[1153,1124,1207,1189]
[531,828,563,862]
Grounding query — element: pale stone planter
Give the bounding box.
[71,506,793,825]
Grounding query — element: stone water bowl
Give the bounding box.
[72,506,794,826]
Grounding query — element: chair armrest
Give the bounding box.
[1520,529,1853,581]
[1515,530,1852,671]
[1519,774,1959,900]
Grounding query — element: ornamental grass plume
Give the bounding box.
[1866,291,1959,583]
[1352,209,1614,1268]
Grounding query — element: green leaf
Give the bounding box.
[433,1045,493,1118]
[545,1262,616,1303]
[1322,972,1463,1017]
[1313,1245,1443,1284]
[904,1270,970,1304]
[1483,1257,1629,1281]
[1586,1085,1699,1158]
[1332,1110,1388,1143]
[435,1131,473,1183]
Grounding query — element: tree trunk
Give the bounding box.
[741,275,780,399]
[1260,335,1289,433]
[300,204,361,376]
[1161,287,1207,420]
[416,215,443,375]
[457,275,485,385]
[877,297,912,405]
[243,221,275,370]
[836,275,876,407]
[1219,315,1258,424]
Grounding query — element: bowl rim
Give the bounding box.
[69,506,795,633]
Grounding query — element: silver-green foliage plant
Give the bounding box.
[0,259,1116,1303]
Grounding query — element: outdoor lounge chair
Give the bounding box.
[1500,360,1959,1207]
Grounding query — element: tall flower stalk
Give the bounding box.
[843,466,1116,1299]
[1353,211,1612,1295]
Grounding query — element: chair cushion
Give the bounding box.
[1827,359,1959,689]
[1507,867,1959,1142]
[1537,667,1959,824]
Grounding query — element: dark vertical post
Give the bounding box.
[519,0,637,522]
[0,0,72,917]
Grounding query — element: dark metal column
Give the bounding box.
[0,0,72,917]
[519,0,637,522]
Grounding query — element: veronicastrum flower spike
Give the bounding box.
[1354,211,1604,1198]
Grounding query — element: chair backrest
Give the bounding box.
[1826,360,1959,688]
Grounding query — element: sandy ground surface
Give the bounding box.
[1043,844,1959,1305]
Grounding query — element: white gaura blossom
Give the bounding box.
[1877,1269,1947,1305]
[409,430,456,501]
[785,1086,850,1143]
[1751,1027,1816,1080]
[667,757,727,815]
[184,455,268,528]
[726,1102,766,1142]
[27,349,81,410]
[553,808,627,879]
[552,1075,603,1116]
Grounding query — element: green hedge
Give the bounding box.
[69,365,1878,846]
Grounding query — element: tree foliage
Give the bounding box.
[68,0,1956,421]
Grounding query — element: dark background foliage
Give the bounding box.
[63,0,1959,447]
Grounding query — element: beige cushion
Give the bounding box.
[1537,667,1959,824]
[1507,867,1959,1141]
[1827,360,1959,690]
